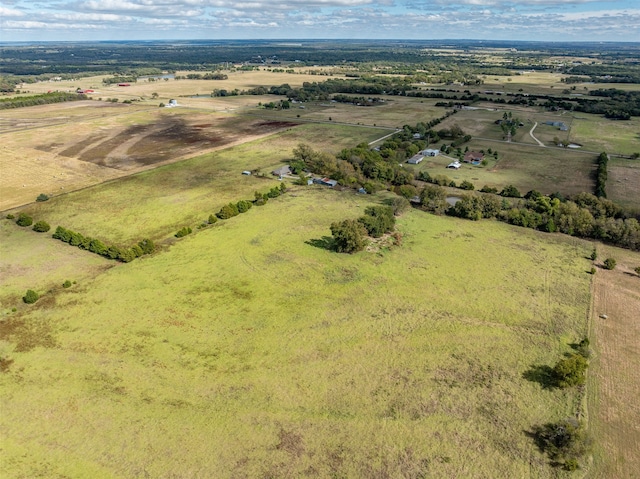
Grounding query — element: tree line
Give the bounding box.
[293,135,639,251]
[0,92,87,110]
[52,226,155,263]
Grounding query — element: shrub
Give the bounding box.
[16,213,33,227]
[208,214,218,224]
[217,203,239,219]
[137,238,155,255]
[635,266,640,276]
[603,258,616,270]
[358,206,395,238]
[6,214,15,220]
[330,219,367,254]
[36,193,49,202]
[532,418,591,469]
[480,185,498,194]
[175,226,192,238]
[499,184,522,198]
[390,197,411,216]
[590,267,596,275]
[553,353,588,388]
[62,280,72,288]
[590,248,597,261]
[459,180,475,190]
[32,220,50,233]
[576,337,591,358]
[23,289,39,304]
[236,200,252,213]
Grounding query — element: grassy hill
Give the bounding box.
[1,186,593,478]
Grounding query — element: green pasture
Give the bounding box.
[568,113,640,156]
[0,221,111,315]
[8,123,382,245]
[410,141,595,196]
[1,187,592,478]
[607,157,640,211]
[246,96,447,129]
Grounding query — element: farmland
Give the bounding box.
[1,186,595,478]
[1,41,640,478]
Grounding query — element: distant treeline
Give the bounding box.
[175,73,228,80]
[562,64,640,84]
[0,92,87,109]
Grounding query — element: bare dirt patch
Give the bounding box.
[590,257,640,478]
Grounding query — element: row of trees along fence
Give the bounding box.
[595,152,608,198]
[52,226,155,263]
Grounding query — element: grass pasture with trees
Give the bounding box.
[410,141,596,197]
[4,123,381,245]
[1,186,595,478]
[2,41,640,478]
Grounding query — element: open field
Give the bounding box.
[588,246,640,479]
[6,123,383,244]
[568,114,640,156]
[0,97,384,211]
[1,58,639,478]
[0,220,112,316]
[1,186,592,478]
[607,158,640,212]
[16,68,347,103]
[409,140,596,196]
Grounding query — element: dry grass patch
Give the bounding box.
[589,246,640,479]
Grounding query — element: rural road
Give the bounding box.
[529,122,545,147]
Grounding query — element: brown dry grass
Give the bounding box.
[18,68,345,102]
[0,102,300,211]
[588,248,640,478]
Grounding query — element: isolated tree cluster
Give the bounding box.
[330,206,396,254]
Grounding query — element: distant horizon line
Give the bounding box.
[2,38,640,46]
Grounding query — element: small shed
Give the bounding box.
[272,165,292,177]
[242,171,252,175]
[313,177,338,187]
[447,161,461,169]
[422,149,440,157]
[407,155,424,165]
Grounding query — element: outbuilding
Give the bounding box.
[272,165,292,177]
[313,177,338,187]
[407,155,424,165]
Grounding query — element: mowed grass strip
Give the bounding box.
[1,187,592,478]
[588,245,640,479]
[9,123,382,245]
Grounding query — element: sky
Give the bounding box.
[1,0,639,43]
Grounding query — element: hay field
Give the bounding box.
[568,114,640,156]
[19,68,346,103]
[0,103,300,211]
[588,245,640,479]
[1,93,387,212]
[8,123,382,244]
[607,158,640,212]
[0,186,592,478]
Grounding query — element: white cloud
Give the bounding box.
[0,6,25,17]
[1,0,638,40]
